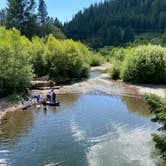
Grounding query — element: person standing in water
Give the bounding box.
[52,89,56,103]
[46,91,51,101]
[42,99,47,110]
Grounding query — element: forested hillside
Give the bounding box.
[63,0,166,48]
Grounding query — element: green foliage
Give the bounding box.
[152,133,166,159]
[4,0,65,39]
[0,26,104,97]
[144,94,166,159]
[64,0,166,48]
[0,27,34,97]
[0,9,7,26]
[7,93,21,103]
[89,53,105,66]
[121,45,166,84]
[31,37,46,77]
[38,0,48,24]
[107,47,134,80]
[38,23,66,39]
[131,32,166,46]
[43,35,90,82]
[109,61,121,80]
[6,0,36,38]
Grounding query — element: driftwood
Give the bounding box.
[33,86,61,90]
[31,80,55,89]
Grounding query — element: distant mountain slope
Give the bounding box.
[63,0,166,48]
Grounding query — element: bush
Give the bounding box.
[121,45,166,84]
[144,94,166,159]
[89,53,105,66]
[44,35,90,82]
[31,37,46,77]
[0,27,34,97]
[109,61,121,80]
[7,93,21,103]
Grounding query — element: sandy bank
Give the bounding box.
[32,73,166,99]
[0,63,165,121]
[32,63,166,98]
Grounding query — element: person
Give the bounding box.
[32,95,40,104]
[51,89,56,103]
[46,91,51,101]
[42,99,47,110]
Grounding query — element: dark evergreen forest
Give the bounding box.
[63,0,166,48]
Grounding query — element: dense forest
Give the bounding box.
[63,0,166,48]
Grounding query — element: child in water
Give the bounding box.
[42,99,47,110]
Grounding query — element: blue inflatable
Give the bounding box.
[46,101,60,106]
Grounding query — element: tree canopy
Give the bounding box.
[63,0,166,48]
[2,0,65,39]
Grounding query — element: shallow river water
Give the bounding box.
[0,93,161,166]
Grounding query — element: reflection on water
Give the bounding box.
[122,96,150,117]
[0,94,162,166]
[57,94,79,108]
[0,109,33,146]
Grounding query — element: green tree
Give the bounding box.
[6,0,36,38]
[0,9,7,26]
[123,26,135,43]
[63,0,166,48]
[0,27,34,97]
[38,22,66,39]
[38,0,48,24]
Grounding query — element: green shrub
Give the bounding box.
[89,53,105,66]
[121,45,166,84]
[7,93,21,103]
[109,61,121,80]
[144,94,166,159]
[31,37,46,77]
[0,27,34,97]
[44,35,90,82]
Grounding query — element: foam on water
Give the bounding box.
[87,123,156,166]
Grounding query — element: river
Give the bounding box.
[0,91,161,166]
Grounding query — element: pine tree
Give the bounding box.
[6,0,36,38]
[38,0,48,24]
[0,9,7,26]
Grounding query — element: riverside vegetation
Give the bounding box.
[108,45,166,84]
[144,94,166,160]
[0,27,103,98]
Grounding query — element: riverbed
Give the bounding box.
[0,93,161,166]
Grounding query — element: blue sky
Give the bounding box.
[0,0,103,22]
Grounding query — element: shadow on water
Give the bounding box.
[122,96,151,117]
[0,93,163,166]
[0,109,33,146]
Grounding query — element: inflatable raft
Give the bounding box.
[46,101,60,106]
